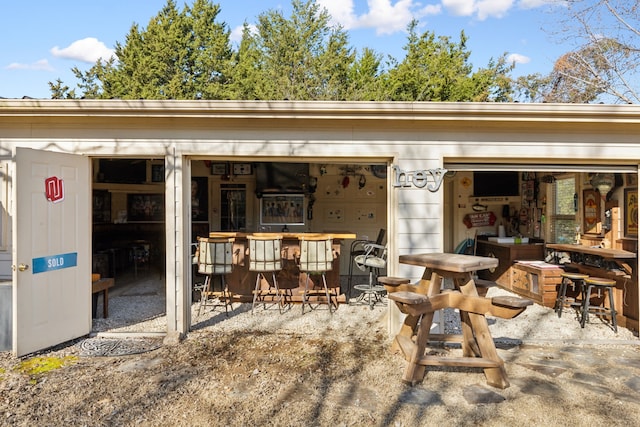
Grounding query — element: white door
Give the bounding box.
[13,147,90,357]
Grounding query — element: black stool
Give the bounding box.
[555,272,588,319]
[581,277,618,332]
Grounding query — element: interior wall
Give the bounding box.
[193,161,388,273]
[447,169,637,252]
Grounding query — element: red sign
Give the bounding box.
[45,176,64,203]
[463,211,496,228]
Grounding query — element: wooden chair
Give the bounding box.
[195,236,235,316]
[248,235,284,314]
[298,235,336,314]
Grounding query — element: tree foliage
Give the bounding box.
[529,0,640,104]
[383,21,514,102]
[50,0,517,102]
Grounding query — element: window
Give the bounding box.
[549,175,577,243]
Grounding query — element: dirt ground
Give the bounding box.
[2,283,640,426]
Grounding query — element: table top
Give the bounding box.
[209,232,356,240]
[399,253,499,272]
[91,277,114,293]
[546,243,636,259]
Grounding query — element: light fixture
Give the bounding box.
[590,173,615,195]
[358,174,366,189]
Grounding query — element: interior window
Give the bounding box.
[550,175,577,243]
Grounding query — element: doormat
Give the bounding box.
[78,338,162,357]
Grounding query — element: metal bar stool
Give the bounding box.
[581,277,618,332]
[353,243,388,309]
[347,229,385,302]
[248,235,284,314]
[298,235,336,314]
[195,236,235,317]
[555,272,588,319]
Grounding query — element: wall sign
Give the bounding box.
[583,189,600,234]
[463,211,497,228]
[32,252,78,274]
[625,188,638,237]
[392,166,447,192]
[45,176,64,203]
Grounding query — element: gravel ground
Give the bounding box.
[1,274,639,426]
[91,273,639,344]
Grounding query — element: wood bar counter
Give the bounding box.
[546,243,638,332]
[203,232,356,303]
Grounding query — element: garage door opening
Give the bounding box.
[442,162,638,332]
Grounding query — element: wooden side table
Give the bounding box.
[92,278,114,318]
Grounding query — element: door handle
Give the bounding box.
[17,263,29,272]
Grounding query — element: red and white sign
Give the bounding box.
[463,211,496,229]
[45,176,64,203]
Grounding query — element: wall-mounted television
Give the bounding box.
[255,162,309,196]
[473,171,520,197]
[98,159,147,184]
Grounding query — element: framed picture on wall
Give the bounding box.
[583,189,600,234]
[128,194,164,222]
[191,177,208,222]
[211,163,228,175]
[260,194,305,226]
[624,188,638,237]
[151,164,165,182]
[92,190,111,223]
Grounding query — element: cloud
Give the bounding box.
[50,37,115,63]
[317,0,357,28]
[230,24,257,45]
[519,0,555,9]
[442,0,550,20]
[5,59,54,71]
[476,0,514,20]
[318,0,439,35]
[442,0,476,17]
[507,53,530,64]
[305,0,553,35]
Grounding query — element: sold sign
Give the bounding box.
[45,176,64,203]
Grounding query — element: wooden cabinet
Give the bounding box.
[509,262,564,307]
[475,240,545,287]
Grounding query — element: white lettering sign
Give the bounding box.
[392,166,448,192]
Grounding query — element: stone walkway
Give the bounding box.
[456,342,640,404]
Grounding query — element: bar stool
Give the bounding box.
[353,243,388,309]
[298,235,336,314]
[347,229,385,302]
[555,272,588,319]
[248,235,284,314]
[581,277,618,332]
[195,236,235,317]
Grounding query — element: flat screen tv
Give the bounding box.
[473,171,520,197]
[255,162,309,195]
[98,159,147,184]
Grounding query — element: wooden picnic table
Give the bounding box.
[384,253,532,389]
